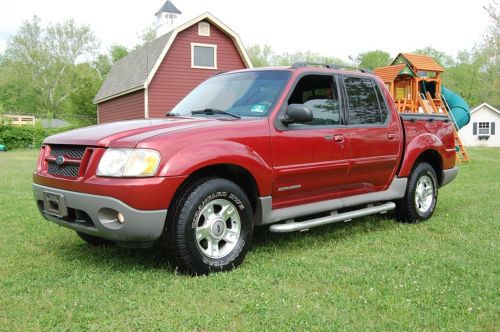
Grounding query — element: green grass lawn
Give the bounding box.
[0,149,498,331]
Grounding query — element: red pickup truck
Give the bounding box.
[33,64,458,274]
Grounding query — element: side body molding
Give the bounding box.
[256,177,408,225]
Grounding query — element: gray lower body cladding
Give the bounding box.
[32,184,167,243]
[256,177,408,225]
[440,167,459,188]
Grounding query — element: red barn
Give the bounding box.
[93,12,252,123]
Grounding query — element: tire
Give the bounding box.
[396,162,438,223]
[76,231,114,245]
[164,178,253,275]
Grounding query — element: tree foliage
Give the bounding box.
[357,50,391,70]
[246,44,274,67]
[93,44,129,78]
[0,16,99,122]
[442,1,499,107]
[247,44,348,67]
[413,46,455,68]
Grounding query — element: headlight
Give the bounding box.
[97,148,161,177]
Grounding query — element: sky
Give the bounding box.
[0,0,493,61]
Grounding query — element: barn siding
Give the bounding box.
[97,90,145,124]
[148,20,247,118]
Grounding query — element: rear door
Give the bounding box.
[271,73,349,209]
[343,76,400,194]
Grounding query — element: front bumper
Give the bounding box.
[33,184,167,244]
[440,167,459,188]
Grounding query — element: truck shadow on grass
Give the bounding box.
[50,213,401,274]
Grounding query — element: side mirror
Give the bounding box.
[281,104,313,125]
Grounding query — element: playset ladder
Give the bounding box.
[440,95,471,164]
[417,92,471,164]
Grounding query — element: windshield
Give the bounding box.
[171,70,291,118]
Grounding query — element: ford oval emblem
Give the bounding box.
[55,155,66,165]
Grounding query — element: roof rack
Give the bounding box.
[291,62,333,69]
[291,62,372,74]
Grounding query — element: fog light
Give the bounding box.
[117,212,125,224]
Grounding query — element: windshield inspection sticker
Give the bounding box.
[250,104,267,113]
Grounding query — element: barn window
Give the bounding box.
[191,43,217,69]
[198,22,210,36]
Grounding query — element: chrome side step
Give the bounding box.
[268,202,396,233]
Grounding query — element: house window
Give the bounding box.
[478,122,490,135]
[191,43,217,69]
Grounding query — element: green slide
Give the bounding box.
[441,86,470,130]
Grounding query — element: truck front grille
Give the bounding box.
[49,145,86,159]
[46,144,90,178]
[47,163,80,177]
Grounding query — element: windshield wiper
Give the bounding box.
[166,112,181,117]
[191,108,241,119]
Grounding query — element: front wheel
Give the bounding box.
[396,162,438,223]
[164,178,253,275]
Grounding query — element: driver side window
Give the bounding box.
[288,75,340,126]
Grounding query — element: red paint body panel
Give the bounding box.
[98,90,144,124]
[270,126,350,209]
[398,120,456,177]
[34,67,456,214]
[138,118,274,196]
[148,21,247,117]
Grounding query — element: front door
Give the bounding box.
[271,74,349,209]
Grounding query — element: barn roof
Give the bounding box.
[94,12,253,104]
[373,64,415,83]
[94,31,173,103]
[392,53,444,72]
[155,0,182,15]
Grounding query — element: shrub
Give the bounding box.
[0,124,77,150]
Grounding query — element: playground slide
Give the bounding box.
[441,86,470,130]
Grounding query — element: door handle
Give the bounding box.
[388,133,396,140]
[333,134,344,143]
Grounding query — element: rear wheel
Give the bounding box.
[76,231,114,245]
[396,162,438,223]
[164,178,253,275]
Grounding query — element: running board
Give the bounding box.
[268,202,396,233]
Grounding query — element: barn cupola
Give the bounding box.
[155,0,182,35]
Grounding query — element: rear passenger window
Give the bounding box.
[374,83,389,123]
[344,77,385,125]
[288,75,340,126]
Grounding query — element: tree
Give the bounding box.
[483,1,499,59]
[247,44,273,67]
[110,44,129,63]
[273,50,348,67]
[245,44,348,68]
[135,23,158,49]
[443,49,486,107]
[67,63,101,126]
[93,44,129,79]
[480,1,500,107]
[0,16,99,119]
[413,46,455,68]
[356,50,391,70]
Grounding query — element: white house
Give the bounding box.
[461,103,499,147]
